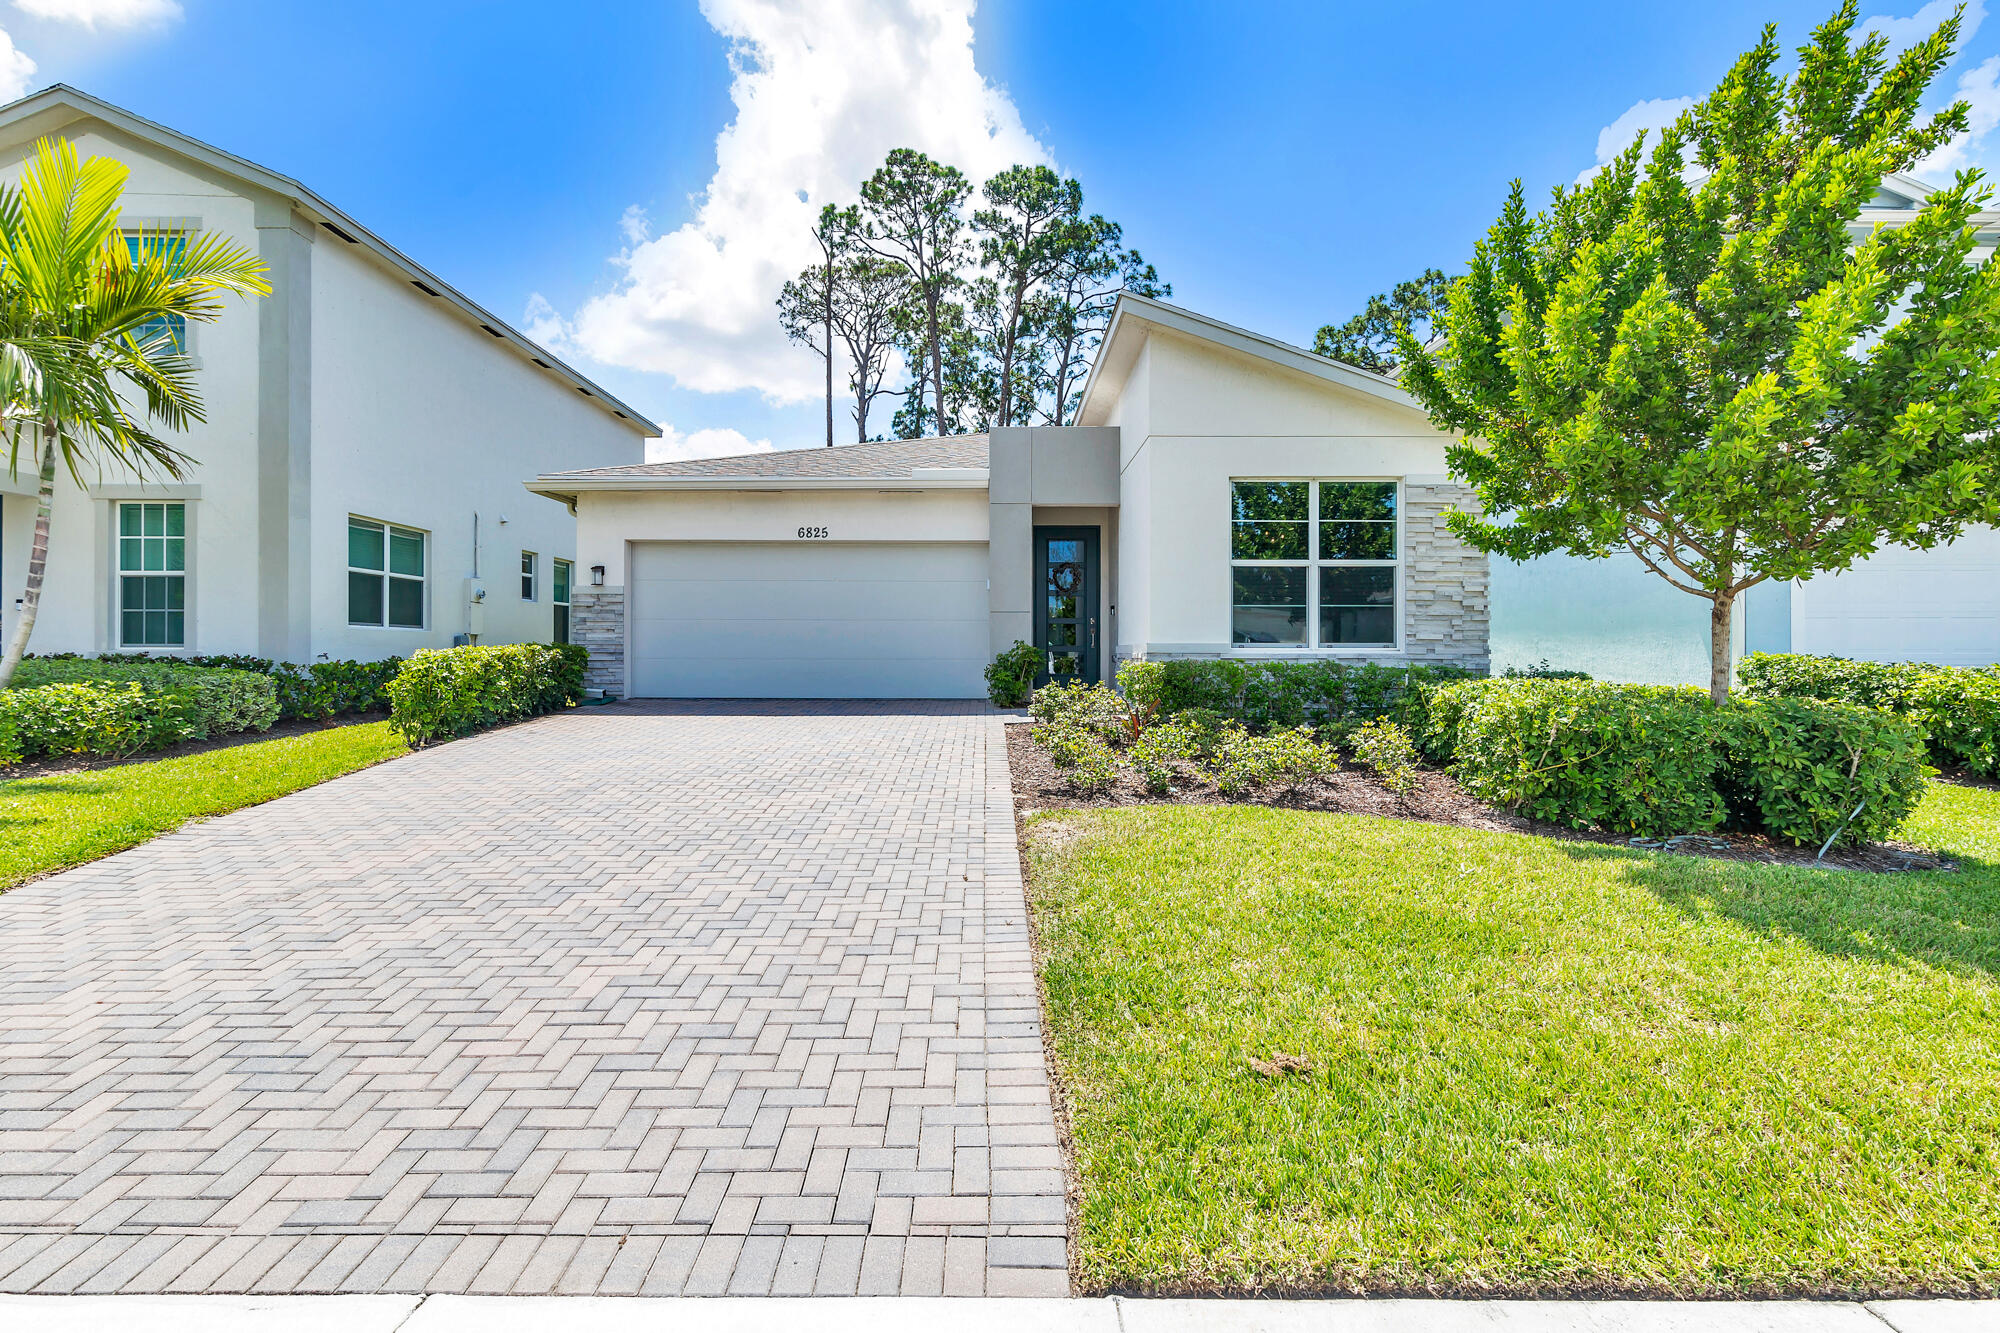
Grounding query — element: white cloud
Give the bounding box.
[0,26,34,102]
[544,0,1051,405]
[13,0,181,28]
[1577,96,1696,184]
[1860,0,1983,55]
[647,424,778,464]
[1916,52,2000,178]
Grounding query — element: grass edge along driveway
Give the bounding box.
[0,721,409,892]
[1025,781,2000,1299]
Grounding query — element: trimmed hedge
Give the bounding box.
[1421,677,1930,846]
[386,643,586,745]
[8,659,279,760]
[1738,652,2000,777]
[31,652,404,723]
[1151,658,1481,740]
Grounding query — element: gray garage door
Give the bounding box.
[628,541,990,698]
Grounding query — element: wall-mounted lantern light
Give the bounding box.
[590,565,606,587]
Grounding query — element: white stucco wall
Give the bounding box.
[1110,329,1454,657]
[310,237,642,660]
[0,114,648,663]
[0,125,263,658]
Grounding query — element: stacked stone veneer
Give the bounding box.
[571,589,625,695]
[1400,481,1490,671]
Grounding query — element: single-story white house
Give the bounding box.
[532,286,1996,700]
[530,296,1492,699]
[0,86,657,663]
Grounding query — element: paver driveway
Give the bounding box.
[0,702,1066,1297]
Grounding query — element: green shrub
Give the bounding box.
[1151,658,1480,740]
[1502,660,1593,680]
[1738,651,2000,776]
[1130,717,1200,793]
[1351,718,1420,795]
[985,641,1042,707]
[1441,679,1728,837]
[385,644,583,745]
[269,659,403,721]
[1034,720,1119,793]
[1211,724,1334,796]
[10,659,278,749]
[1029,680,1128,737]
[0,682,170,760]
[1719,697,1932,847]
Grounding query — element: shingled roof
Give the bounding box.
[539,434,990,483]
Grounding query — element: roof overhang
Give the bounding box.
[525,470,991,508]
[1076,293,1423,427]
[0,84,659,437]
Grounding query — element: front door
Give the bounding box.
[1033,526,1100,685]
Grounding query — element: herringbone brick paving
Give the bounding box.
[0,701,1066,1296]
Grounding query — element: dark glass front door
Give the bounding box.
[1034,526,1100,685]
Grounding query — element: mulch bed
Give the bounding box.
[1005,722,1953,874]
[1,712,390,783]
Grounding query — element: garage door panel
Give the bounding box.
[632,576,987,624]
[1796,526,1999,667]
[629,541,990,698]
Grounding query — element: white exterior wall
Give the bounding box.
[1112,330,1453,656]
[0,116,648,663]
[0,125,264,658]
[310,237,641,660]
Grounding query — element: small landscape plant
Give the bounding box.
[1029,679,1129,737]
[385,644,585,745]
[1034,719,1119,793]
[985,640,1041,707]
[1129,717,1200,793]
[1350,717,1421,796]
[1212,724,1334,796]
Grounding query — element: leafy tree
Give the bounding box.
[1400,1,2000,703]
[1313,269,1453,374]
[0,138,269,687]
[1036,215,1167,425]
[859,150,972,438]
[973,165,1083,427]
[831,253,907,441]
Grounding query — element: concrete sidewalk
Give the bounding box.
[0,1294,1992,1332]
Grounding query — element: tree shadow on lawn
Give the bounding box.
[1550,837,2000,981]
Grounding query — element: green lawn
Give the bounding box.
[0,721,409,891]
[1025,781,2000,1298]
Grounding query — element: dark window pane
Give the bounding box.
[1232,605,1307,645]
[388,577,424,628]
[1048,651,1081,678]
[142,504,164,537]
[553,606,570,644]
[1045,621,1077,647]
[1046,539,1083,562]
[1232,521,1308,560]
[1047,594,1077,621]
[119,537,141,572]
[1232,566,1307,606]
[122,609,144,643]
[164,538,185,571]
[1320,481,1397,522]
[165,579,184,611]
[120,505,142,537]
[1320,566,1396,606]
[164,504,185,537]
[1232,481,1307,522]
[349,571,384,625]
[1047,563,1082,595]
[389,529,425,577]
[164,611,184,646]
[1320,606,1395,645]
[553,562,571,603]
[349,521,384,571]
[1321,521,1395,561]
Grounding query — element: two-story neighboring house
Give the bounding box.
[0,86,656,663]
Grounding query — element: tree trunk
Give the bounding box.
[0,430,57,690]
[822,263,834,448]
[1708,591,1736,706]
[997,279,1026,429]
[927,289,945,437]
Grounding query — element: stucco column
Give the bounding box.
[987,428,1034,656]
[254,200,313,663]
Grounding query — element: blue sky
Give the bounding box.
[9,0,1998,457]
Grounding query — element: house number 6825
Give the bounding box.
[796,526,829,539]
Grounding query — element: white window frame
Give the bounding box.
[520,550,538,602]
[115,500,190,650]
[347,516,429,630]
[1229,478,1401,653]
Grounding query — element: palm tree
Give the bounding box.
[0,137,269,688]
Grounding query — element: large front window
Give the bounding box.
[348,517,426,628]
[1231,480,1397,648]
[119,501,185,647]
[552,558,572,644]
